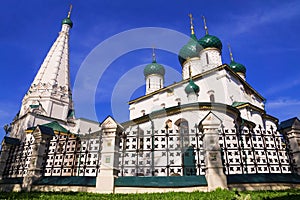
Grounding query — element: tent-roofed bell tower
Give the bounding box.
[10,6,75,139]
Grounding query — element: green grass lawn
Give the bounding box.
[0,189,299,200]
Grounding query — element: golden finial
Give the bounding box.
[152,46,156,62]
[188,13,195,35]
[67,4,73,18]
[202,16,209,35]
[228,43,234,61]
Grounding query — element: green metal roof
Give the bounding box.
[231,101,247,107]
[67,109,75,118]
[62,17,73,28]
[178,34,202,66]
[144,61,165,77]
[115,176,207,187]
[33,176,96,187]
[198,34,222,50]
[229,61,246,74]
[29,104,39,109]
[41,121,69,133]
[185,79,200,94]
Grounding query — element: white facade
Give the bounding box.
[122,28,291,176]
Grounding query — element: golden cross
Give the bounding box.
[67,4,73,18]
[152,45,156,62]
[188,13,195,35]
[228,43,234,61]
[202,16,209,35]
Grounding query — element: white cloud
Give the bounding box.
[266,97,300,121]
[219,1,300,36]
[264,78,300,95]
[267,98,300,109]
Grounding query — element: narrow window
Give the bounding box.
[206,53,209,64]
[148,79,150,88]
[210,94,215,102]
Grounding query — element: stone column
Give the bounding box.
[22,128,52,191]
[96,116,122,193]
[202,112,227,191]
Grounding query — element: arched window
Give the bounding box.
[148,79,151,88]
[165,119,172,129]
[175,119,189,148]
[175,98,181,106]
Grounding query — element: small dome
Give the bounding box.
[229,61,246,74]
[62,17,73,28]
[144,61,165,77]
[185,79,200,94]
[178,34,202,66]
[198,34,222,50]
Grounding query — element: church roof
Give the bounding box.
[26,121,70,134]
[178,34,201,66]
[36,125,55,136]
[41,121,69,133]
[129,64,265,104]
[185,79,200,94]
[62,17,73,28]
[198,34,222,51]
[144,61,165,77]
[232,102,247,107]
[3,136,20,146]
[278,117,300,130]
[229,61,246,74]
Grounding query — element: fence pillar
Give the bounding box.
[202,112,227,191]
[0,137,21,179]
[279,118,300,175]
[22,126,53,191]
[96,116,122,193]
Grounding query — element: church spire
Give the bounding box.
[19,7,74,120]
[202,16,209,35]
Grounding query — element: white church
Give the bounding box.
[0,8,299,193]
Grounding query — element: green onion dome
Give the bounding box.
[62,17,73,28]
[229,61,246,74]
[144,61,165,77]
[185,79,200,94]
[178,34,202,66]
[198,34,222,50]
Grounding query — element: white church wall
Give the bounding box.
[199,48,222,72]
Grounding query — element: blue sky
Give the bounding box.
[0,0,300,140]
